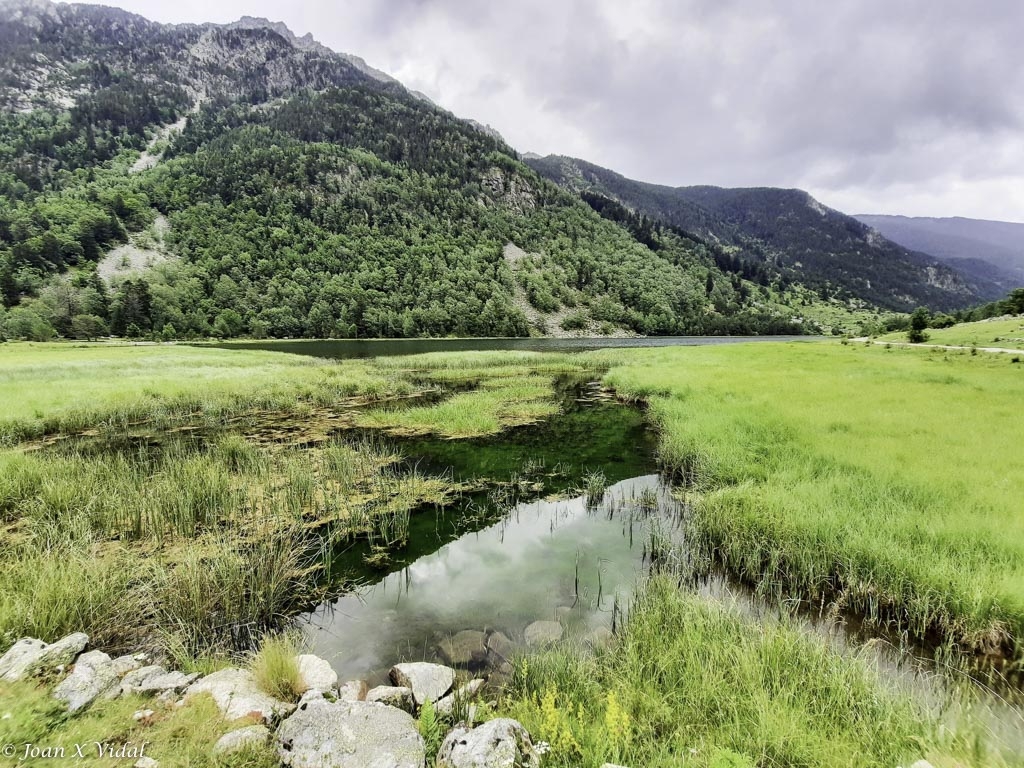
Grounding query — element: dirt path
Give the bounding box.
[857,339,1024,355]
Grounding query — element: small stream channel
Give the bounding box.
[296,378,1024,754]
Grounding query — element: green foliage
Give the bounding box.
[418,698,442,763]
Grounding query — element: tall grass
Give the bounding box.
[599,342,1024,657]
[501,577,1006,768]
[248,633,304,702]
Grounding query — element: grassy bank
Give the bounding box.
[499,576,1006,768]
[879,316,1024,351]
[597,342,1024,657]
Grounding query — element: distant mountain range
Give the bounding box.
[854,215,1024,298]
[526,155,991,311]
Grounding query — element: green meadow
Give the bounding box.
[1,339,1022,766]
[879,316,1024,351]
[598,341,1024,656]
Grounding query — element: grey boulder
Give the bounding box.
[435,678,485,717]
[184,668,295,724]
[276,697,425,768]
[389,662,454,706]
[213,724,271,755]
[336,679,368,702]
[523,621,563,647]
[0,633,88,681]
[365,685,415,713]
[438,631,487,666]
[53,650,121,711]
[437,718,539,768]
[296,654,338,693]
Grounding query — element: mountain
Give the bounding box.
[526,155,984,312]
[854,215,1024,297]
[0,0,801,340]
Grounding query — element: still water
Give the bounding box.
[209,335,812,359]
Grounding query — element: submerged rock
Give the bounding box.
[523,620,562,647]
[389,662,455,706]
[277,697,424,768]
[296,654,338,693]
[213,724,270,755]
[184,668,295,723]
[0,633,88,681]
[365,685,415,712]
[584,626,615,649]
[485,631,515,662]
[437,718,539,768]
[438,630,488,666]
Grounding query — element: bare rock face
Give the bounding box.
[438,631,488,667]
[437,718,540,768]
[523,621,563,647]
[0,633,88,681]
[295,654,338,694]
[389,662,455,706]
[184,668,295,724]
[485,631,516,664]
[365,685,415,713]
[276,697,425,768]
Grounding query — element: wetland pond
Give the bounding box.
[291,378,1023,752]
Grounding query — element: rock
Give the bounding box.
[184,668,295,724]
[296,654,338,693]
[336,679,368,702]
[53,650,120,712]
[554,605,574,622]
[389,662,455,706]
[584,626,615,649]
[365,685,415,713]
[118,666,197,697]
[0,633,88,681]
[132,709,155,722]
[600,764,630,768]
[909,762,936,768]
[213,724,270,755]
[523,621,562,647]
[435,678,485,717]
[485,631,515,663]
[276,697,424,768]
[134,758,158,768]
[438,630,488,666]
[437,718,540,768]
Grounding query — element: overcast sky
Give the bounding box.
[65,0,1024,221]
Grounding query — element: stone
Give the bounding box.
[118,666,197,697]
[53,650,120,712]
[0,633,88,681]
[554,605,574,622]
[584,626,615,649]
[134,759,158,768]
[437,718,540,768]
[336,679,368,702]
[438,630,488,666]
[212,724,271,755]
[909,762,936,768]
[523,620,563,647]
[184,668,295,724]
[485,631,515,663]
[296,654,338,693]
[276,697,424,768]
[389,662,455,706]
[365,685,415,713]
[133,709,155,722]
[435,678,485,717]
[600,764,630,768]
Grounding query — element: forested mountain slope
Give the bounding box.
[855,214,1024,296]
[527,154,986,312]
[0,0,800,339]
